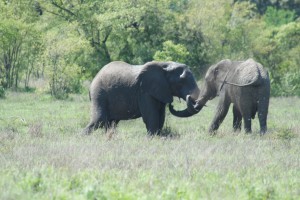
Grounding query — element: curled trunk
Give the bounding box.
[169,95,202,118]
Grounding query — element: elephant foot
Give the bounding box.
[260,128,267,135]
[81,123,96,135]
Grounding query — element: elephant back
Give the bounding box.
[235,59,267,86]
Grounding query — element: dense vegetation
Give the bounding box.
[0,0,299,99]
[0,92,299,199]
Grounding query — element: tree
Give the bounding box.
[264,6,296,27]
[153,40,189,63]
[0,19,29,88]
[43,22,92,99]
[38,0,206,76]
[186,0,233,64]
[0,0,42,89]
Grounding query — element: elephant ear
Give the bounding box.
[234,59,262,86]
[138,62,173,104]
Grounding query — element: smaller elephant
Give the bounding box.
[83,61,200,135]
[170,59,270,134]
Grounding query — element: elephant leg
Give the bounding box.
[209,98,230,134]
[258,85,270,134]
[83,117,103,135]
[240,104,252,133]
[82,102,108,135]
[233,104,242,132]
[243,116,252,133]
[143,112,160,135]
[104,120,119,132]
[258,106,268,135]
[158,104,166,131]
[139,95,161,135]
[239,90,254,134]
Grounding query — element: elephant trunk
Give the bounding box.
[169,95,202,118]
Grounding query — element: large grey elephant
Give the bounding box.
[170,59,270,134]
[83,61,200,135]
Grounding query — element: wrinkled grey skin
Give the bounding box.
[83,61,200,135]
[171,59,270,134]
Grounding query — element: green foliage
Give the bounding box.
[153,41,189,63]
[0,1,43,89]
[258,22,300,96]
[271,70,300,97]
[43,22,92,99]
[0,0,299,96]
[264,7,296,27]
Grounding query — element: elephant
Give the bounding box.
[170,58,270,134]
[82,61,201,135]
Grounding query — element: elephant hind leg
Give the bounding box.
[82,120,103,135]
[258,98,269,134]
[233,105,242,132]
[258,83,270,134]
[104,120,119,133]
[82,102,109,135]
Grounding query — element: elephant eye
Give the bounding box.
[214,69,218,77]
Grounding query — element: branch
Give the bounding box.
[43,9,71,21]
[50,0,77,17]
[102,32,111,44]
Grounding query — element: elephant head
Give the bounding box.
[139,61,201,117]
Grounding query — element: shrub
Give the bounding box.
[153,41,189,63]
[44,23,92,99]
[271,71,300,97]
[264,7,296,27]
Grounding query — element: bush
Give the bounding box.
[264,7,296,27]
[47,62,82,100]
[271,71,300,97]
[153,41,189,63]
[44,23,92,99]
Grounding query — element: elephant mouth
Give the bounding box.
[186,95,201,114]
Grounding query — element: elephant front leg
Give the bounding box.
[209,99,230,134]
[139,95,162,135]
[158,104,166,131]
[142,112,161,135]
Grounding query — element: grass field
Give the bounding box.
[0,92,299,199]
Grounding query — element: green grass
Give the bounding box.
[0,92,299,199]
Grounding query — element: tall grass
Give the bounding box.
[0,92,299,199]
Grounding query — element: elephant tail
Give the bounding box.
[89,90,91,101]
